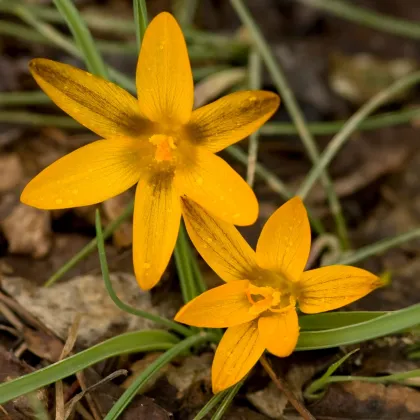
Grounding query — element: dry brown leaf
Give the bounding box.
[102,190,133,248]
[312,381,420,419]
[1,274,177,347]
[0,154,23,193]
[2,204,51,258]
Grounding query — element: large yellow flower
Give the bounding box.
[175,197,381,393]
[20,12,280,290]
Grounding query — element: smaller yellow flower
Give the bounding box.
[175,197,382,393]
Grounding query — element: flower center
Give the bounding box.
[246,284,295,315]
[149,134,177,163]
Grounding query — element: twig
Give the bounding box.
[260,355,315,420]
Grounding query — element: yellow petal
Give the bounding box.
[256,197,310,282]
[212,320,265,393]
[181,198,260,283]
[258,309,299,357]
[175,280,257,327]
[30,59,150,140]
[136,12,193,125]
[298,265,382,314]
[21,138,144,209]
[176,147,258,225]
[133,173,181,290]
[187,90,279,153]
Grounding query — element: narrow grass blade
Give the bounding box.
[298,71,420,198]
[304,349,359,399]
[95,209,193,337]
[298,0,420,40]
[45,201,134,287]
[297,303,420,350]
[0,330,179,405]
[246,50,262,187]
[104,332,216,419]
[336,227,420,266]
[230,0,349,249]
[175,223,201,303]
[193,390,228,420]
[52,0,108,78]
[306,368,420,400]
[261,108,420,135]
[174,0,200,28]
[211,381,244,420]
[133,0,148,49]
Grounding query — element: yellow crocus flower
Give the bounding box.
[175,197,381,393]
[20,12,280,290]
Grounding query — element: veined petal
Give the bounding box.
[187,90,279,153]
[175,281,257,327]
[136,12,193,125]
[30,59,151,140]
[181,198,260,283]
[212,320,265,393]
[298,265,381,314]
[176,147,258,225]
[256,197,310,282]
[133,173,181,290]
[21,138,144,209]
[258,309,299,357]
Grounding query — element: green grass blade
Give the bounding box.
[297,303,420,350]
[246,50,262,187]
[104,332,215,419]
[211,381,244,420]
[175,223,200,303]
[193,390,228,420]
[52,0,108,78]
[299,0,420,40]
[230,0,349,249]
[336,227,420,266]
[0,330,179,405]
[304,349,359,399]
[45,200,135,287]
[299,311,386,331]
[95,209,193,337]
[298,71,420,198]
[261,108,420,135]
[133,0,148,49]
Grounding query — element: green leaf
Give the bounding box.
[297,303,420,350]
[52,0,108,77]
[133,0,148,49]
[299,311,386,331]
[193,390,228,420]
[104,332,216,419]
[0,330,179,405]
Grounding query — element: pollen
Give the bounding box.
[149,134,177,162]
